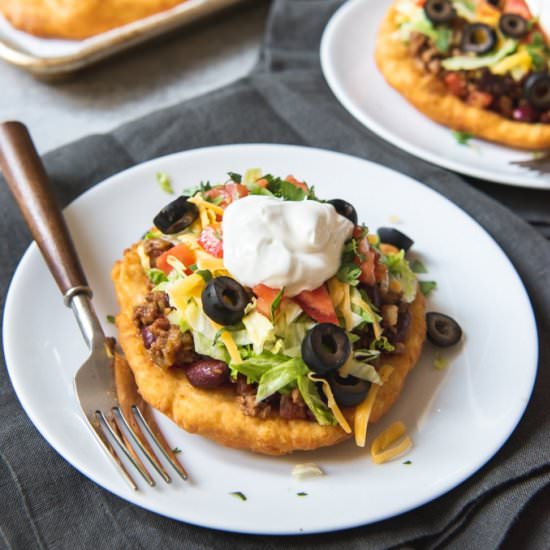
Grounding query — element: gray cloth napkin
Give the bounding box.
[1,1,549,548]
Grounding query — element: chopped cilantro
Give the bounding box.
[296,492,308,497]
[337,263,362,286]
[142,229,161,240]
[229,491,247,501]
[183,180,212,196]
[526,32,550,71]
[227,171,242,183]
[106,315,115,324]
[271,287,285,319]
[156,172,174,195]
[403,460,412,465]
[419,281,437,296]
[196,269,212,283]
[147,268,169,285]
[370,336,395,353]
[172,447,182,454]
[213,328,226,345]
[261,174,318,201]
[434,354,449,370]
[435,27,452,54]
[452,131,473,146]
[410,259,428,274]
[188,263,198,272]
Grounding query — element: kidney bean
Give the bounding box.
[185,359,229,388]
[141,327,155,349]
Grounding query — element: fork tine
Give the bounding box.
[112,406,171,483]
[88,419,138,491]
[132,405,189,480]
[96,410,156,487]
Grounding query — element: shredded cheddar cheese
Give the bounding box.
[350,292,382,339]
[354,365,393,447]
[370,421,413,464]
[210,320,242,364]
[308,373,351,433]
[167,273,205,310]
[327,277,353,331]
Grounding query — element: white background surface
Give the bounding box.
[0,2,270,153]
[3,144,538,534]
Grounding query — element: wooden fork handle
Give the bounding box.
[0,121,89,299]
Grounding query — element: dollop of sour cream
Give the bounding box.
[222,196,354,296]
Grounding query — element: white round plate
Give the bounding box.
[3,144,538,534]
[321,0,550,190]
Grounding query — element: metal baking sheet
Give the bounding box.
[0,0,247,77]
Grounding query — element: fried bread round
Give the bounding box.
[111,244,426,455]
[0,0,185,39]
[375,3,550,150]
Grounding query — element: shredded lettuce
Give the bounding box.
[345,359,382,385]
[242,310,275,355]
[297,375,336,426]
[382,250,418,303]
[229,352,290,384]
[256,358,308,402]
[442,39,518,71]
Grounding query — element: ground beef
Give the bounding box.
[149,322,195,369]
[408,32,549,122]
[279,389,308,420]
[235,374,256,396]
[134,291,170,327]
[143,238,173,268]
[238,395,272,419]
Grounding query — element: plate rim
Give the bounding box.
[320,0,550,190]
[2,143,540,534]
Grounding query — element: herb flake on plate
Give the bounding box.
[157,172,174,195]
[229,491,247,501]
[452,130,474,146]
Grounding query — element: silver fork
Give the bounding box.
[0,121,187,490]
[510,151,550,175]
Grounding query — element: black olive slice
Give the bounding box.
[426,312,462,347]
[301,324,351,375]
[201,277,250,326]
[328,199,358,225]
[153,196,199,234]
[499,13,529,39]
[327,372,370,408]
[424,0,456,24]
[524,73,550,111]
[377,227,414,252]
[461,23,497,55]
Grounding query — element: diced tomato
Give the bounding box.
[285,175,309,193]
[294,285,339,325]
[444,72,467,99]
[156,243,196,275]
[255,178,269,188]
[198,226,223,258]
[466,90,493,109]
[253,284,283,319]
[502,0,532,19]
[354,236,377,286]
[204,183,248,208]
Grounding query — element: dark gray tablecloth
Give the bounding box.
[1,1,549,548]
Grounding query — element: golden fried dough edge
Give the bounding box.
[375,3,550,150]
[111,244,425,455]
[0,0,186,39]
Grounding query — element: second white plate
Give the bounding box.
[321,0,550,190]
[3,144,538,534]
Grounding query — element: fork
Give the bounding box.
[0,121,187,490]
[510,150,550,175]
